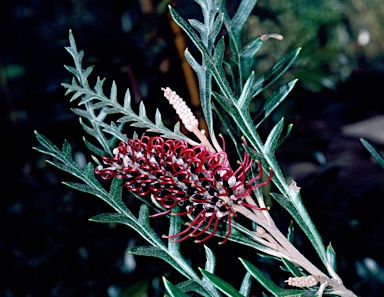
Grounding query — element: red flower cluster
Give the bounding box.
[95,136,272,244]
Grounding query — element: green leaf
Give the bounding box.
[254,80,297,129]
[239,272,252,296]
[252,48,301,97]
[276,124,293,148]
[63,181,106,200]
[163,278,190,297]
[237,72,255,110]
[230,0,258,39]
[110,81,117,102]
[90,212,137,226]
[138,204,151,227]
[213,38,226,66]
[189,19,206,37]
[241,36,263,77]
[108,178,130,213]
[102,122,128,143]
[201,246,220,297]
[109,178,123,202]
[34,131,59,154]
[287,221,295,244]
[204,245,216,273]
[361,138,384,170]
[199,269,244,297]
[135,205,171,248]
[281,258,304,278]
[168,210,183,256]
[130,246,192,281]
[175,280,212,297]
[240,259,309,297]
[326,243,337,272]
[83,137,108,157]
[264,118,284,153]
[129,245,168,259]
[208,13,224,43]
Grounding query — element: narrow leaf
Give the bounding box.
[208,13,224,43]
[237,72,255,109]
[189,19,206,37]
[240,259,307,296]
[109,176,123,196]
[276,124,293,148]
[168,210,183,256]
[361,138,384,170]
[138,101,147,118]
[123,88,132,110]
[239,272,252,296]
[64,181,103,198]
[61,140,73,159]
[199,269,244,297]
[326,243,337,272]
[83,137,108,157]
[287,221,294,244]
[90,212,135,226]
[163,278,190,297]
[240,36,264,79]
[213,37,225,66]
[110,81,117,102]
[264,118,284,153]
[204,245,216,273]
[252,48,301,97]
[230,0,258,37]
[254,80,297,129]
[176,280,211,297]
[82,65,94,80]
[281,258,304,278]
[130,246,191,281]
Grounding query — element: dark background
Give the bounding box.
[1,0,384,296]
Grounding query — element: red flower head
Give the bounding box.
[95,135,272,244]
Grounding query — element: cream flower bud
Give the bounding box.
[285,275,318,287]
[162,87,198,132]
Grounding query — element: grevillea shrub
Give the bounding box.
[34,1,363,296]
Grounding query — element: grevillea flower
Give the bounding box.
[95,136,273,244]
